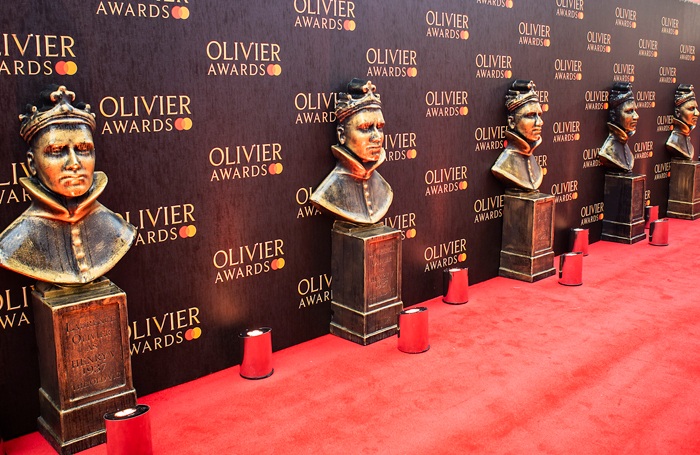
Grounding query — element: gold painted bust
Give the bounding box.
[310,79,392,224]
[599,82,639,173]
[0,85,135,285]
[666,84,698,161]
[491,80,545,192]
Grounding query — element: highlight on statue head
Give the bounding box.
[20,85,97,198]
[335,79,385,163]
[609,82,638,134]
[674,84,698,128]
[505,80,543,143]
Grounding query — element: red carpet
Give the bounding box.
[7,218,700,455]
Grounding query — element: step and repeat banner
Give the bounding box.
[1,0,698,438]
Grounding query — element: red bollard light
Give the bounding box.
[239,327,274,379]
[104,405,153,455]
[397,307,429,354]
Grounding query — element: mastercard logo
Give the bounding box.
[267,64,282,76]
[184,327,201,341]
[179,225,197,238]
[577,12,584,19]
[271,258,285,270]
[506,0,513,8]
[504,70,512,78]
[653,51,658,58]
[542,168,547,175]
[55,61,77,75]
[460,106,469,116]
[459,181,467,190]
[460,30,469,40]
[344,20,356,31]
[458,253,467,262]
[606,46,611,53]
[574,133,580,141]
[171,6,190,19]
[544,39,551,47]
[649,151,653,157]
[405,228,417,239]
[407,67,418,77]
[542,104,549,112]
[407,149,417,159]
[174,118,193,131]
[269,163,284,175]
[576,73,582,81]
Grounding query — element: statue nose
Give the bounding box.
[65,147,82,170]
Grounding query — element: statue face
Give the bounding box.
[617,100,639,133]
[338,109,385,162]
[27,124,95,198]
[508,101,543,143]
[677,100,699,127]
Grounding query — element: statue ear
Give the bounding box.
[507,115,516,130]
[675,107,681,118]
[337,125,345,145]
[26,151,37,176]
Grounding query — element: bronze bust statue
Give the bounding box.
[491,80,545,192]
[0,85,136,285]
[310,79,392,224]
[666,84,698,161]
[599,82,639,173]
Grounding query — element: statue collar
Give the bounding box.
[672,117,694,136]
[331,145,386,180]
[607,122,633,143]
[20,171,107,223]
[505,129,541,156]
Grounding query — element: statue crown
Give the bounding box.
[675,84,696,107]
[609,82,634,109]
[335,79,382,124]
[19,85,96,143]
[505,80,538,112]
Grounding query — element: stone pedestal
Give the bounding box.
[330,221,403,345]
[499,189,556,282]
[32,277,136,455]
[602,172,646,244]
[667,159,700,220]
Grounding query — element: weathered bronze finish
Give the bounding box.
[601,173,646,243]
[330,221,403,345]
[491,80,545,191]
[32,278,136,455]
[311,79,393,224]
[499,189,556,282]
[0,86,135,284]
[667,159,700,219]
[599,82,639,173]
[666,84,698,161]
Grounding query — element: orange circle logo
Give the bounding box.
[630,76,635,82]
[460,106,469,116]
[544,39,550,47]
[505,70,512,78]
[175,118,193,131]
[574,133,580,141]
[675,29,679,35]
[542,104,549,112]
[267,64,282,76]
[344,20,356,31]
[56,61,77,75]
[406,228,417,239]
[653,51,658,58]
[407,149,417,159]
[407,67,417,77]
[506,0,513,8]
[461,30,469,40]
[542,168,547,175]
[599,214,604,220]
[649,151,653,157]
[632,22,637,28]
[576,73,582,81]
[271,258,285,270]
[459,181,468,190]
[578,12,584,19]
[606,46,611,53]
[458,253,467,262]
[673,77,677,83]
[269,163,283,175]
[604,103,609,109]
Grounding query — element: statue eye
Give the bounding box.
[75,142,94,153]
[44,144,64,155]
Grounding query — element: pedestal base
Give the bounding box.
[32,278,136,455]
[602,172,646,244]
[330,221,403,345]
[499,190,556,283]
[667,160,700,220]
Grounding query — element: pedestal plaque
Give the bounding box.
[602,173,646,244]
[330,221,403,345]
[667,159,700,220]
[499,189,556,282]
[32,277,136,455]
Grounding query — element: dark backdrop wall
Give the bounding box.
[1,0,698,439]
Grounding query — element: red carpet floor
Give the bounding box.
[6,218,700,454]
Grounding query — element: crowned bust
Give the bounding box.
[310,79,392,225]
[0,85,135,285]
[491,80,545,191]
[666,84,698,161]
[599,82,639,173]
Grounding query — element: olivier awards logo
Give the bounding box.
[659,66,677,84]
[121,203,196,246]
[425,165,467,196]
[614,7,636,28]
[584,90,608,111]
[580,202,603,225]
[295,187,321,219]
[424,238,467,272]
[425,10,469,40]
[425,90,468,117]
[638,39,659,58]
[0,162,31,205]
[0,33,78,76]
[385,131,418,162]
[206,41,282,77]
[552,120,580,143]
[473,194,503,223]
[586,31,611,53]
[554,58,582,81]
[99,94,192,134]
[657,114,673,132]
[551,179,579,203]
[475,53,512,79]
[96,1,190,20]
[475,0,513,8]
[209,143,283,182]
[129,307,202,355]
[294,0,356,31]
[582,146,601,168]
[365,48,417,78]
[383,212,417,240]
[295,91,336,124]
[297,274,332,309]
[613,62,634,83]
[474,124,506,152]
[636,90,655,109]
[213,238,285,283]
[661,17,679,35]
[0,285,33,330]
[518,22,551,47]
[655,162,671,180]
[633,140,654,161]
[555,0,583,20]
[680,44,695,61]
